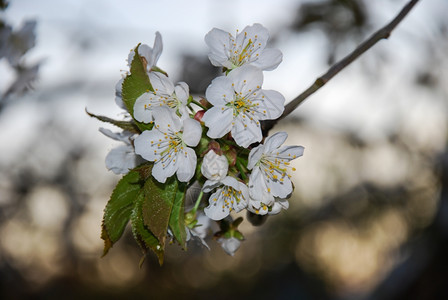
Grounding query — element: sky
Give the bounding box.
[1,0,447,160]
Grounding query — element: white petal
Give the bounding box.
[134,130,165,161]
[153,107,181,133]
[133,92,154,123]
[202,107,233,138]
[238,24,269,49]
[249,167,274,205]
[205,75,234,106]
[175,82,189,105]
[277,145,305,160]
[149,72,174,96]
[252,48,283,71]
[105,145,138,174]
[202,179,222,193]
[247,144,264,170]
[152,157,177,183]
[176,147,197,182]
[99,128,132,144]
[208,53,231,69]
[205,28,231,64]
[204,189,230,221]
[152,31,163,67]
[264,132,288,153]
[255,89,285,120]
[114,78,126,110]
[229,65,263,96]
[127,49,135,68]
[231,117,262,148]
[269,176,293,199]
[221,176,241,191]
[138,44,153,64]
[182,118,202,147]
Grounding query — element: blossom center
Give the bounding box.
[212,185,243,212]
[259,154,295,184]
[228,31,262,68]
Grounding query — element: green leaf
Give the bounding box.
[86,108,141,134]
[142,177,178,249]
[131,190,164,265]
[101,170,141,256]
[169,183,187,248]
[122,44,153,132]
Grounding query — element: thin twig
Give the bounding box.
[262,0,420,135]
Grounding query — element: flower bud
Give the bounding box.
[201,150,228,181]
[194,110,205,123]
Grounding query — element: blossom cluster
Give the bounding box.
[99,24,304,257]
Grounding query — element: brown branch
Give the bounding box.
[262,0,420,135]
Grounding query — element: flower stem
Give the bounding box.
[192,190,204,213]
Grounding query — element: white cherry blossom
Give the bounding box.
[133,72,189,123]
[99,128,143,174]
[127,31,163,72]
[134,107,202,183]
[205,23,282,71]
[203,176,248,221]
[201,150,229,182]
[202,65,284,147]
[247,132,304,214]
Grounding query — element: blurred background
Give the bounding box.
[1,0,448,299]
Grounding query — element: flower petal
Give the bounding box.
[202,106,233,138]
[255,89,285,120]
[134,130,165,162]
[149,72,175,96]
[252,48,282,71]
[229,65,263,96]
[152,31,163,66]
[277,145,305,160]
[204,189,230,220]
[237,23,269,51]
[231,116,262,148]
[176,147,197,182]
[175,82,189,105]
[152,156,177,183]
[182,118,202,147]
[205,75,234,106]
[202,179,222,193]
[105,145,139,174]
[248,167,274,205]
[133,92,154,123]
[264,132,288,153]
[153,107,181,133]
[247,144,264,170]
[205,28,231,66]
[114,78,126,110]
[269,176,293,199]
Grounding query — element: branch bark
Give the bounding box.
[262,0,420,135]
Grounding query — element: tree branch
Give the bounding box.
[262,0,420,135]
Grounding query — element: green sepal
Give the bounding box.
[101,170,141,257]
[86,108,141,134]
[122,43,154,132]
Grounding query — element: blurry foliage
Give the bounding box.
[0,0,40,112]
